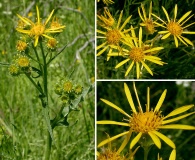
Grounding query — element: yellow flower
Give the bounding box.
[152,4,195,47]
[17,56,30,67]
[138,2,156,34]
[16,6,65,47]
[9,64,19,76]
[16,40,27,51]
[97,9,132,60]
[97,82,195,160]
[63,80,73,93]
[109,26,164,78]
[50,16,65,30]
[97,0,114,5]
[97,8,115,28]
[47,38,57,49]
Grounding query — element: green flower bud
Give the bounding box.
[9,64,20,76]
[54,84,63,95]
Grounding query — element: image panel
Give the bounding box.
[97,81,195,159]
[0,0,95,159]
[97,0,195,79]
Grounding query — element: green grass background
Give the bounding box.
[97,81,195,160]
[0,0,94,159]
[97,0,195,79]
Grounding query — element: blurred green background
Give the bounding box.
[0,0,94,159]
[97,0,195,79]
[97,81,195,160]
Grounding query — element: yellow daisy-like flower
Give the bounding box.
[138,1,156,34]
[16,6,65,47]
[97,0,114,5]
[97,8,115,28]
[16,40,27,51]
[97,82,195,160]
[152,4,195,47]
[47,38,57,49]
[97,9,132,59]
[109,26,164,78]
[17,56,30,67]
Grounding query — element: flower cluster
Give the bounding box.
[97,2,195,78]
[54,79,83,104]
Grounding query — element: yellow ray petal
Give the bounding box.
[117,129,132,153]
[115,59,130,68]
[16,14,31,25]
[147,87,150,111]
[125,61,135,77]
[152,131,175,149]
[16,28,31,34]
[154,89,167,112]
[97,42,107,50]
[159,124,195,130]
[139,27,142,47]
[141,61,153,76]
[97,131,129,148]
[97,120,130,126]
[100,98,131,118]
[36,6,40,24]
[97,46,109,56]
[162,6,170,22]
[161,32,171,39]
[145,57,164,65]
[141,3,147,20]
[117,10,123,29]
[180,14,194,26]
[163,105,194,119]
[182,22,195,29]
[120,15,132,31]
[130,26,138,47]
[149,1,152,19]
[133,82,142,112]
[162,112,195,124]
[130,132,142,149]
[174,35,179,48]
[136,62,140,79]
[124,83,137,113]
[143,47,164,54]
[97,29,106,35]
[34,36,39,47]
[169,149,176,160]
[177,36,188,46]
[182,31,195,34]
[174,4,177,21]
[154,22,167,28]
[180,36,194,46]
[158,31,169,34]
[148,131,161,149]
[138,7,145,22]
[178,11,192,24]
[152,13,167,25]
[45,9,54,25]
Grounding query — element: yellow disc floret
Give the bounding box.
[145,19,155,34]
[63,81,73,93]
[16,40,27,51]
[30,24,45,36]
[47,38,57,49]
[167,21,183,36]
[106,29,121,45]
[129,47,144,62]
[98,149,125,160]
[130,111,163,133]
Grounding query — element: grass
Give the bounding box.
[0,0,94,159]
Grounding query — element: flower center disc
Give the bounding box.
[130,111,162,133]
[167,21,183,36]
[31,24,45,36]
[129,47,144,62]
[18,57,30,67]
[145,19,155,34]
[106,29,121,45]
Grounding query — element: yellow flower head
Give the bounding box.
[17,56,30,67]
[97,8,115,28]
[110,26,165,78]
[63,80,73,93]
[152,4,195,47]
[138,2,156,34]
[9,64,20,76]
[16,40,27,51]
[16,6,65,47]
[97,0,114,5]
[47,38,57,49]
[97,9,132,60]
[50,16,65,30]
[74,85,83,95]
[97,82,195,160]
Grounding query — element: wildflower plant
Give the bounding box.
[0,3,94,160]
[97,1,195,79]
[97,81,195,160]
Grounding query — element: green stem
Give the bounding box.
[82,106,90,143]
[45,130,52,160]
[144,146,149,160]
